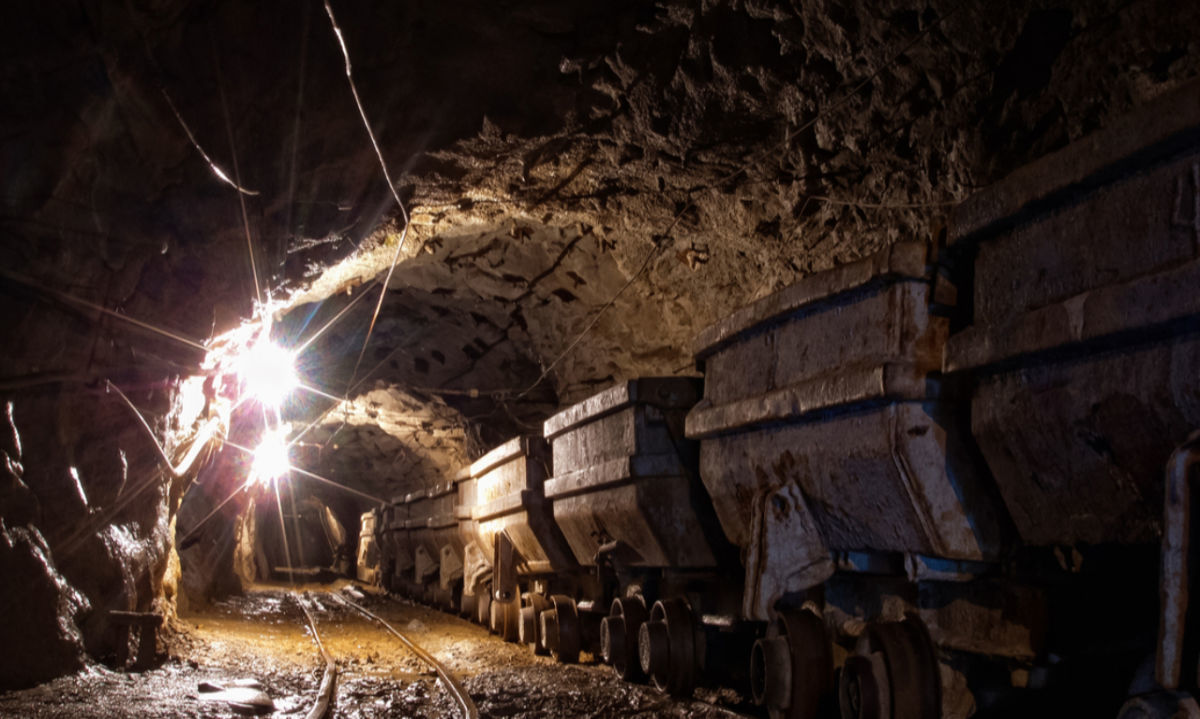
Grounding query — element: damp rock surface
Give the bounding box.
[0,584,750,718]
[2,0,1200,692]
[0,521,89,689]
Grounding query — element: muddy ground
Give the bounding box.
[0,582,756,718]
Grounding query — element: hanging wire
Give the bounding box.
[212,40,265,308]
[323,0,414,391]
[161,90,261,198]
[0,268,207,352]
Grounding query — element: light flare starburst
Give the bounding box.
[237,339,298,408]
[250,426,292,487]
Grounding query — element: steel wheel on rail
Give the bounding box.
[638,598,697,697]
[602,595,648,681]
[541,594,581,664]
[520,593,550,655]
[752,607,833,719]
[495,599,520,643]
[839,614,939,719]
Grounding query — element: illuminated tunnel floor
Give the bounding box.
[0,583,752,718]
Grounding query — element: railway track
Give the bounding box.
[295,589,479,719]
[295,595,338,719]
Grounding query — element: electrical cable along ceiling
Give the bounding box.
[0,0,1198,697]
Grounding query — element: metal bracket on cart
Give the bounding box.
[1120,431,1200,718]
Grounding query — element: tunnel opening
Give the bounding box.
[2,0,1200,716]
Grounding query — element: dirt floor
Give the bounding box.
[0,582,757,718]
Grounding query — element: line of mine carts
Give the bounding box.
[355,81,1200,718]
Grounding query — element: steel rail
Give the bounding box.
[329,591,479,719]
[295,594,339,719]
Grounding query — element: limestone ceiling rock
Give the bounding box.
[281,219,696,444]
[295,387,475,501]
[7,0,1199,341]
[1,0,1199,684]
[2,0,1200,544]
[262,0,1200,492]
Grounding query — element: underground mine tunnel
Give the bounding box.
[2,0,1200,717]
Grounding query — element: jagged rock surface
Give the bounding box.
[0,0,1198,686]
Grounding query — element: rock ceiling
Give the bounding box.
[4,0,1200,538]
[2,0,1199,684]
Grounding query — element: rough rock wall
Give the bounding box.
[1,0,1198,688]
[297,387,477,501]
[0,375,205,687]
[274,0,1200,454]
[363,0,1200,406]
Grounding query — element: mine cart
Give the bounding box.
[542,377,735,684]
[453,464,488,622]
[945,77,1200,716]
[408,482,459,606]
[945,81,1200,546]
[686,238,1008,718]
[355,509,380,585]
[402,488,432,597]
[419,479,462,611]
[379,497,411,593]
[459,436,577,648]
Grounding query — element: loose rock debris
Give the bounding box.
[0,584,754,718]
[197,679,276,715]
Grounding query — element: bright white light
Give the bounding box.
[251,427,291,486]
[237,339,298,408]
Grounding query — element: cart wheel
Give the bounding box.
[520,593,551,655]
[752,607,833,719]
[839,614,939,719]
[546,594,580,663]
[602,595,648,681]
[638,598,696,697]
